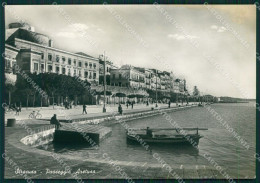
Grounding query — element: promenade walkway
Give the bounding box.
[5,102,198,123]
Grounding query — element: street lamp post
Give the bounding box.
[102,51,106,113]
[176,92,179,106]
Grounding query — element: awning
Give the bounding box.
[127,94,136,98]
[113,92,126,97]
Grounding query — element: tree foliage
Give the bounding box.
[193,86,200,96]
[13,73,91,106]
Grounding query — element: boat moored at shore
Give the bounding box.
[126,127,207,145]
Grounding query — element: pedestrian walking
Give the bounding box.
[146,127,152,137]
[12,103,16,111]
[83,104,87,114]
[131,101,134,109]
[15,106,20,116]
[168,100,171,108]
[50,114,62,130]
[118,104,123,115]
[146,101,149,106]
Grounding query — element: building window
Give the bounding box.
[78,61,82,67]
[84,71,88,78]
[68,58,71,65]
[56,66,60,74]
[48,54,52,61]
[89,63,92,68]
[62,57,66,63]
[74,60,77,66]
[33,63,38,71]
[68,69,71,76]
[93,72,96,79]
[89,72,92,79]
[48,65,52,72]
[79,70,82,77]
[5,59,11,69]
[85,62,88,67]
[113,74,115,79]
[107,67,109,72]
[41,53,44,59]
[41,64,44,72]
[119,74,122,79]
[56,55,60,62]
[93,63,96,69]
[62,67,66,74]
[12,63,16,74]
[74,69,77,76]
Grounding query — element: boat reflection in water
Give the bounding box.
[126,140,200,157]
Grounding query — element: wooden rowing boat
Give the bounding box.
[126,127,207,145]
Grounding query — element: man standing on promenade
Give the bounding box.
[50,114,62,130]
[131,101,134,109]
[168,100,171,108]
[64,101,67,109]
[83,104,87,114]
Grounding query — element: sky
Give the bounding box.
[5,4,256,98]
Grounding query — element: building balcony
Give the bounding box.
[130,79,139,82]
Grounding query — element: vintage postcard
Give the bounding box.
[1,2,257,182]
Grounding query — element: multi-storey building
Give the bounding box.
[150,69,161,90]
[99,59,118,85]
[144,69,152,89]
[134,67,152,89]
[5,22,99,84]
[159,73,166,90]
[110,65,146,88]
[5,22,191,103]
[173,78,186,94]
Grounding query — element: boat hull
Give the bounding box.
[126,134,202,145]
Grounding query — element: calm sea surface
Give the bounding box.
[42,103,256,178]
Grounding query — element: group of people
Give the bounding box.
[126,100,135,109]
[50,100,173,131]
[5,103,22,115]
[64,101,72,109]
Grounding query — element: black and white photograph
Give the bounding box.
[1,1,258,181]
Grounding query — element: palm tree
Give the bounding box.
[193,86,200,104]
